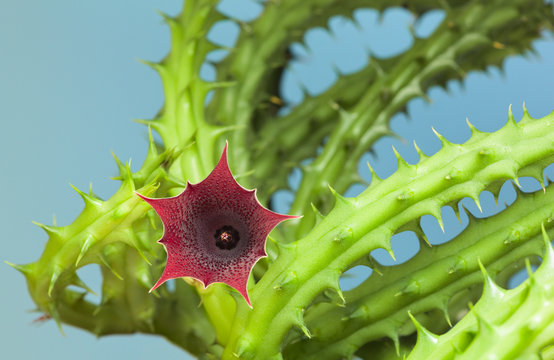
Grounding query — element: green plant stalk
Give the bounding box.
[207,0,461,190]
[139,1,245,342]
[285,184,554,359]
[142,0,227,183]
[9,131,218,354]
[252,0,554,188]
[222,108,554,359]
[407,226,554,359]
[12,0,554,357]
[350,285,486,359]
[281,0,553,237]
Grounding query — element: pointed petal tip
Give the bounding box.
[135,191,151,202]
[238,287,253,308]
[149,277,167,293]
[243,293,253,308]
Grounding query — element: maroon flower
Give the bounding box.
[137,144,298,306]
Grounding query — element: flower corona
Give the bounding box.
[137,143,298,306]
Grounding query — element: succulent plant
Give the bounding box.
[9,0,554,359]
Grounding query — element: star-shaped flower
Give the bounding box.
[137,144,298,306]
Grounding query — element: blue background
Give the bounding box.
[1,1,553,359]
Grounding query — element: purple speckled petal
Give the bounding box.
[137,143,299,306]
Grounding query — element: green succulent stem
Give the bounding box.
[286,184,554,358]
[208,0,466,194]
[285,0,553,238]
[251,0,553,203]
[141,1,245,342]
[12,139,217,355]
[407,225,554,359]
[12,0,554,359]
[223,109,554,359]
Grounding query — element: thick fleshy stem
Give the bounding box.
[285,0,554,238]
[286,184,554,359]
[207,0,461,191]
[138,1,245,343]
[222,108,554,359]
[9,131,218,355]
[407,224,554,359]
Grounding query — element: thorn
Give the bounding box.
[147,209,159,229]
[367,162,382,186]
[468,191,483,213]
[512,175,521,189]
[507,104,517,127]
[466,117,480,134]
[429,206,445,232]
[234,338,252,358]
[72,274,98,296]
[136,58,165,74]
[295,308,311,338]
[344,305,368,320]
[156,10,178,26]
[448,257,467,274]
[504,229,521,245]
[132,118,164,134]
[366,255,384,276]
[419,232,431,247]
[273,271,297,291]
[70,183,102,209]
[48,303,65,336]
[32,221,62,239]
[408,311,439,346]
[5,261,32,276]
[121,161,135,193]
[388,331,400,356]
[136,247,152,265]
[453,204,464,224]
[385,244,396,262]
[524,258,534,278]
[392,145,409,169]
[395,279,420,296]
[522,102,531,120]
[328,185,355,209]
[325,270,346,306]
[310,202,324,222]
[439,301,452,327]
[431,127,449,146]
[146,125,158,156]
[413,140,427,161]
[48,265,63,298]
[437,215,445,233]
[99,253,123,280]
[474,198,483,213]
[333,227,353,243]
[110,150,126,180]
[75,234,96,267]
[478,259,505,300]
[397,191,414,201]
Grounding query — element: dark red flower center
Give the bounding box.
[214,225,240,250]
